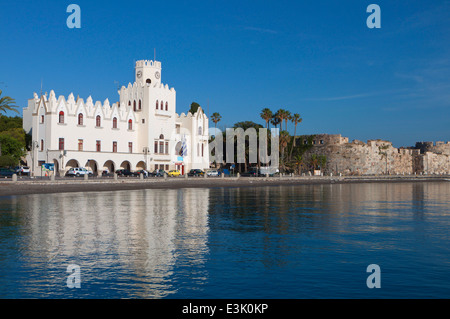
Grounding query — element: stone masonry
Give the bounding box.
[299,134,450,175]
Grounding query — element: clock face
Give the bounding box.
[155,71,160,79]
[136,71,142,78]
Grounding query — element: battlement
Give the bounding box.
[135,60,161,69]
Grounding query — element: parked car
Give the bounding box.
[168,170,181,177]
[65,167,93,177]
[15,166,30,176]
[241,168,259,177]
[187,169,204,176]
[115,169,136,177]
[0,168,15,177]
[206,169,219,177]
[150,169,166,177]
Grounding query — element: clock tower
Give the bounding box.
[135,60,162,85]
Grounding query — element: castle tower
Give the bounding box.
[134,60,162,86]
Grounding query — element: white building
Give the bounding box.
[23,59,210,176]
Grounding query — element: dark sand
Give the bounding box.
[0,175,448,197]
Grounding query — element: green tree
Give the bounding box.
[210,112,222,130]
[0,90,19,115]
[288,113,302,160]
[189,102,200,114]
[0,91,20,157]
[260,108,273,129]
[271,110,282,129]
[0,135,25,166]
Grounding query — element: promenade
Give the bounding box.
[0,174,449,196]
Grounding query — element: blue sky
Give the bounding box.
[1,0,449,147]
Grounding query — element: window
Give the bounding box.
[176,124,180,134]
[113,141,117,153]
[165,142,169,154]
[96,140,101,152]
[128,142,133,153]
[138,100,142,110]
[142,119,145,124]
[40,139,44,151]
[128,101,131,107]
[146,79,151,84]
[202,143,204,157]
[165,164,169,170]
[159,141,164,154]
[198,126,202,135]
[78,139,83,151]
[78,113,83,126]
[159,134,164,139]
[128,119,133,130]
[156,100,159,110]
[59,111,64,124]
[59,138,64,151]
[320,140,324,145]
[160,101,164,110]
[96,115,101,127]
[165,102,168,111]
[197,143,199,156]
[133,100,136,112]
[112,117,118,129]
[40,115,44,124]
[154,141,158,153]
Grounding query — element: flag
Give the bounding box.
[181,135,187,157]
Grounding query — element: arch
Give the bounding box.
[59,111,65,124]
[103,160,115,174]
[112,117,118,129]
[159,134,164,139]
[66,159,80,169]
[96,115,101,127]
[128,119,133,130]
[136,161,146,170]
[85,160,98,175]
[120,161,131,170]
[78,113,83,125]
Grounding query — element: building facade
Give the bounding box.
[23,60,210,176]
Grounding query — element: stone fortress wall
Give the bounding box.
[299,134,450,175]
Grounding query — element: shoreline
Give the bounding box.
[0,175,449,197]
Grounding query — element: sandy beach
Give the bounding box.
[0,175,449,197]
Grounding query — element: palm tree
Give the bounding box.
[270,112,281,129]
[211,112,222,130]
[0,90,20,157]
[293,154,303,175]
[0,90,19,115]
[283,110,291,132]
[279,130,291,170]
[288,113,302,160]
[260,108,273,129]
[274,109,285,130]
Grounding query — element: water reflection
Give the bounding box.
[1,188,210,298]
[1,181,450,298]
